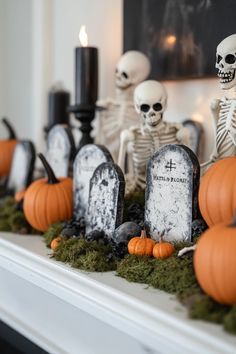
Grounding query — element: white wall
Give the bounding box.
[0,0,33,140]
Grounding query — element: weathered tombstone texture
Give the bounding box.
[47,124,75,178]
[7,140,36,193]
[86,162,125,238]
[145,144,200,242]
[73,144,113,220]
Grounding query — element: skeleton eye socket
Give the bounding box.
[140,104,150,112]
[122,71,128,79]
[225,54,236,64]
[216,55,222,63]
[153,103,163,111]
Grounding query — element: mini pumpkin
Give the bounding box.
[51,236,64,251]
[194,217,236,305]
[23,153,73,232]
[15,188,26,203]
[128,230,155,256]
[0,118,17,177]
[153,236,175,259]
[199,157,236,226]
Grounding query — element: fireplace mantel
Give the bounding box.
[0,232,235,354]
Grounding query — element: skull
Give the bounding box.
[115,51,150,89]
[216,34,236,90]
[134,80,167,129]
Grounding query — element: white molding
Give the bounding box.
[0,232,235,354]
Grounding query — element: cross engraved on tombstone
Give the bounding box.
[73,144,113,220]
[145,144,200,242]
[86,162,125,238]
[47,124,75,178]
[7,141,35,193]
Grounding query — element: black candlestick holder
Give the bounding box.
[68,103,96,150]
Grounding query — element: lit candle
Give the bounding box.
[75,26,98,106]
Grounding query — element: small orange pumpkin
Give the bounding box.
[0,118,17,177]
[128,230,155,256]
[23,153,73,232]
[51,236,63,251]
[199,157,236,226]
[153,236,175,259]
[194,217,236,305]
[15,188,26,203]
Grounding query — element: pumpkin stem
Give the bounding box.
[38,153,59,184]
[2,117,16,139]
[140,230,147,239]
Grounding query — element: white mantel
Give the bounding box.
[0,232,235,354]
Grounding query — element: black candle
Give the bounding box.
[75,45,98,106]
[48,87,70,128]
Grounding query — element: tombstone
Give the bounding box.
[183,119,204,160]
[145,144,200,242]
[73,144,113,220]
[7,140,36,193]
[86,162,125,238]
[46,124,75,178]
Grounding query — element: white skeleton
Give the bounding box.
[118,80,190,193]
[96,51,150,161]
[202,33,236,169]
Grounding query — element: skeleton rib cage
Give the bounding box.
[131,124,180,189]
[215,99,236,159]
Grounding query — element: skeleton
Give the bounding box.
[202,33,236,169]
[96,51,150,161]
[118,80,190,193]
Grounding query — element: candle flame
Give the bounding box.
[79,25,88,47]
[163,35,177,50]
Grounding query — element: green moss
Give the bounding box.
[53,237,117,272]
[0,197,36,234]
[189,294,230,324]
[224,307,236,334]
[43,223,64,248]
[117,255,155,283]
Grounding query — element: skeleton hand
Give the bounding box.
[118,128,135,172]
[176,126,190,146]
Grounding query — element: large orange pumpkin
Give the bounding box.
[23,153,73,232]
[199,156,236,226]
[194,219,236,304]
[0,118,17,177]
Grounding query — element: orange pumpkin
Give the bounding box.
[51,236,64,251]
[128,230,155,256]
[0,118,17,177]
[194,219,236,304]
[199,157,236,227]
[153,237,175,259]
[23,153,73,232]
[15,188,26,203]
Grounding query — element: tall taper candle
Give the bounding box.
[75,35,98,106]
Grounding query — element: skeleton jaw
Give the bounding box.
[218,69,236,89]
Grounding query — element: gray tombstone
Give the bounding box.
[183,119,204,160]
[73,144,113,220]
[86,162,125,238]
[47,124,75,178]
[145,144,200,242]
[7,140,35,193]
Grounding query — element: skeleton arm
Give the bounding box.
[175,124,191,146]
[210,98,221,127]
[118,128,135,174]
